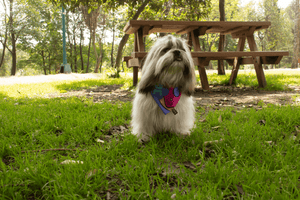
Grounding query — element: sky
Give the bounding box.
[0,0,295,45]
[241,0,293,8]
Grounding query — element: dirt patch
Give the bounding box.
[47,84,133,103]
[194,85,300,108]
[47,84,300,108]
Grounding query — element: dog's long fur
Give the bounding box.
[131,35,196,142]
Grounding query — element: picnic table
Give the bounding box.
[123,20,289,90]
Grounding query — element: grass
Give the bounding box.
[0,71,300,199]
[206,70,300,91]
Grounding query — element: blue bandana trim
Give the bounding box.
[150,84,179,115]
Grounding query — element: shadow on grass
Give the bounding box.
[54,77,133,91]
[205,73,300,91]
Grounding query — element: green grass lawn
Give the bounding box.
[0,72,300,199]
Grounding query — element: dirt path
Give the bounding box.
[48,84,300,109]
[1,72,300,108]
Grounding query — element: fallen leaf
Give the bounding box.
[182,161,196,170]
[60,160,83,164]
[236,184,245,195]
[218,115,222,123]
[96,138,105,143]
[199,119,206,123]
[204,139,223,146]
[211,126,220,130]
[259,120,266,125]
[86,169,99,179]
[171,194,176,199]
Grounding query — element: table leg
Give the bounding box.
[218,34,225,75]
[187,32,193,51]
[197,58,209,90]
[247,35,267,88]
[229,37,246,85]
[190,30,209,90]
[133,67,139,87]
[133,28,144,87]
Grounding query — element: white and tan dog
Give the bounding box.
[131,35,196,142]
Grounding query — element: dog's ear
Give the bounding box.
[138,74,158,94]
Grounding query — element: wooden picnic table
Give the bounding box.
[123,20,289,89]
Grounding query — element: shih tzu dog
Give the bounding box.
[131,35,196,142]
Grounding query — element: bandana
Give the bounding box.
[151,84,181,115]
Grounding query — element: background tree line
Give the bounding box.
[0,0,297,76]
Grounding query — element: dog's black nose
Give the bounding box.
[173,50,182,61]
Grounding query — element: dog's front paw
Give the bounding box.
[135,133,152,143]
[179,132,190,139]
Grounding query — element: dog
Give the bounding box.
[131,35,196,142]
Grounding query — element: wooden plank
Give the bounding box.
[231,26,256,38]
[218,34,225,75]
[122,56,132,62]
[191,29,202,51]
[247,35,267,87]
[176,26,199,34]
[137,28,145,52]
[229,37,246,85]
[143,26,151,36]
[274,56,283,64]
[125,25,141,34]
[193,57,210,66]
[133,67,139,87]
[131,52,289,60]
[132,52,147,58]
[187,32,193,50]
[221,26,249,35]
[197,58,210,90]
[134,32,138,52]
[149,25,162,34]
[123,20,271,34]
[128,58,140,67]
[191,51,289,57]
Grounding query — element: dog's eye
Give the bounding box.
[162,48,171,53]
[181,48,186,52]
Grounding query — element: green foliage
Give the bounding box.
[0,77,132,98]
[0,77,300,198]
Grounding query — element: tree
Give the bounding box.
[49,0,212,74]
[218,0,225,75]
[18,0,62,75]
[292,0,300,68]
[4,0,44,75]
[80,6,105,73]
[0,0,8,69]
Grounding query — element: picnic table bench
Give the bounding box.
[123,20,289,89]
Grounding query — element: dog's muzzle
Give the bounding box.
[173,50,182,61]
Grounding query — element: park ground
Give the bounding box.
[0,69,300,199]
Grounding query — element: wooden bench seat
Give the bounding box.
[127,51,289,67]
[123,51,289,87]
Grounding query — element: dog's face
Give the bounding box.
[138,35,196,96]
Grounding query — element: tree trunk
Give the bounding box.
[111,23,115,68]
[48,52,51,74]
[9,0,17,76]
[80,27,84,71]
[0,0,7,69]
[0,35,7,69]
[218,0,225,75]
[73,28,77,73]
[86,31,92,73]
[114,0,151,71]
[10,32,17,76]
[94,36,103,73]
[41,50,47,75]
[292,0,300,68]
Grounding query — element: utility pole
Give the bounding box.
[60,6,72,73]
